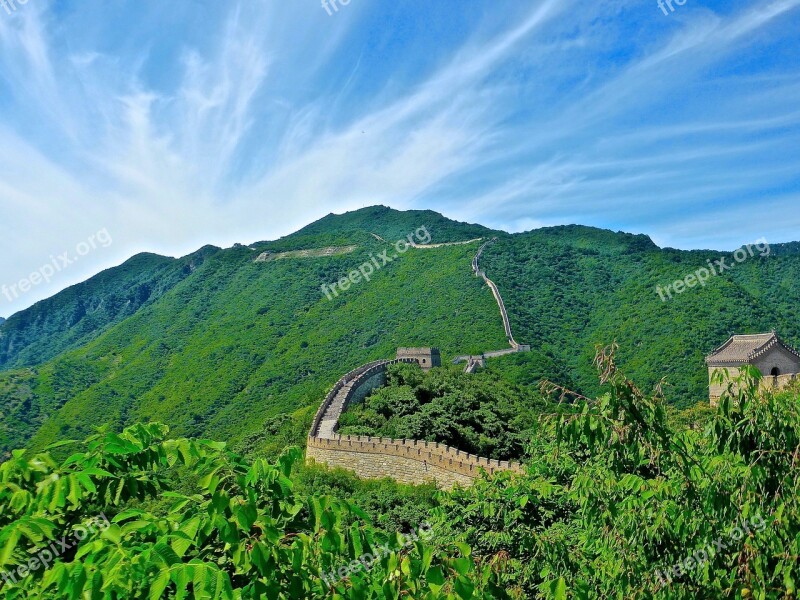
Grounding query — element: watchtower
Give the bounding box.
[706,332,800,405]
[396,348,442,371]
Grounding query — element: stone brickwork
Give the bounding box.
[761,373,799,391]
[708,366,743,406]
[710,367,800,406]
[306,437,517,489]
[307,352,524,489]
[396,348,442,371]
[707,333,800,406]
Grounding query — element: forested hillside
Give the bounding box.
[3,356,798,599]
[3,208,800,598]
[0,248,219,369]
[0,208,507,456]
[481,226,800,407]
[2,208,800,457]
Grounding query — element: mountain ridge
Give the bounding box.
[2,206,800,457]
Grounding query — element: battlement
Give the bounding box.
[396,348,442,370]
[307,435,523,479]
[307,350,523,488]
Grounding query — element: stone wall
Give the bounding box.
[306,237,532,487]
[349,370,388,405]
[709,366,743,406]
[761,373,799,390]
[307,355,524,489]
[307,445,474,489]
[309,360,392,438]
[709,367,799,406]
[307,436,521,490]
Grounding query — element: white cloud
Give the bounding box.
[0,0,798,316]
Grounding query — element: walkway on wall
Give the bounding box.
[310,359,409,439]
[306,233,530,487]
[370,233,484,249]
[307,356,523,488]
[453,238,530,372]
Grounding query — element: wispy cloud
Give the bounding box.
[0,0,798,315]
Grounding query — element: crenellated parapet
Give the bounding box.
[306,353,524,489]
[308,435,523,479]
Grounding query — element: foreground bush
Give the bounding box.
[0,424,506,598]
[434,346,800,599]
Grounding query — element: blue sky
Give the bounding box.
[0,0,799,316]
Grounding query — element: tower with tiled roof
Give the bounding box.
[706,332,800,405]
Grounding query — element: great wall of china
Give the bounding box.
[306,238,528,489]
[453,238,530,372]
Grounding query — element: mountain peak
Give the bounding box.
[280,205,498,246]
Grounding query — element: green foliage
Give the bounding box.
[0,212,508,455]
[295,462,438,535]
[269,206,495,251]
[6,209,800,458]
[433,346,800,598]
[0,424,508,598]
[338,363,550,460]
[0,248,218,369]
[481,226,800,407]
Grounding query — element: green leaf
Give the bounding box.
[149,568,171,600]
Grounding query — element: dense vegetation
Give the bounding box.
[431,349,800,598]
[338,363,550,460]
[0,424,506,598]
[0,249,218,370]
[3,205,800,463]
[481,226,800,407]
[295,463,438,537]
[273,206,495,253]
[0,208,507,456]
[2,352,799,598]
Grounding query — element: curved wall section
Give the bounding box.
[306,357,523,489]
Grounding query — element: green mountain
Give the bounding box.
[0,208,507,455]
[1,207,799,456]
[481,226,800,406]
[0,248,219,369]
